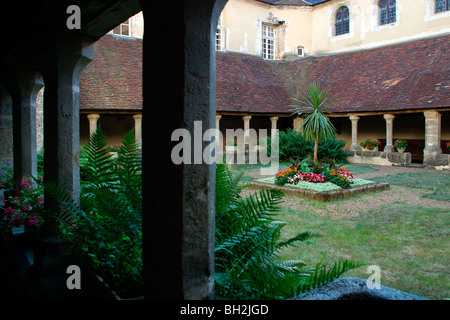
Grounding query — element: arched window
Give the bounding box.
[436,0,450,13]
[335,6,350,36]
[379,0,396,25]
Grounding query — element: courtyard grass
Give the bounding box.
[231,162,450,300]
[369,172,450,201]
[276,202,449,300]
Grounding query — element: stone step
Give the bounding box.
[405,163,425,168]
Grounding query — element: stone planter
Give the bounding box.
[396,148,405,153]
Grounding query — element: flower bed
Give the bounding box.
[258,177,375,192]
[252,165,389,201]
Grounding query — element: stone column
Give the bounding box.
[32,36,93,235]
[423,110,442,164]
[0,68,43,190]
[293,117,303,132]
[242,115,252,145]
[383,114,395,153]
[349,115,360,151]
[143,0,228,299]
[87,113,100,136]
[133,114,142,147]
[270,116,278,141]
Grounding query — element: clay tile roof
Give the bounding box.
[80,34,142,112]
[217,34,450,114]
[80,33,449,116]
[216,52,293,114]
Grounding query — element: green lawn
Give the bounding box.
[277,203,449,300]
[231,163,450,300]
[370,172,450,201]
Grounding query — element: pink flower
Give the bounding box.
[4,207,15,218]
[10,213,24,227]
[37,197,44,204]
[27,215,39,226]
[23,204,30,211]
[20,180,30,188]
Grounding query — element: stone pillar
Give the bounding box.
[293,117,303,131]
[133,114,142,147]
[270,116,278,141]
[0,87,13,171]
[0,68,43,190]
[143,0,228,299]
[349,115,360,151]
[242,115,252,145]
[32,36,93,236]
[423,110,442,165]
[87,113,100,136]
[383,114,395,153]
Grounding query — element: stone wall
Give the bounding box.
[346,150,411,166]
[0,91,13,170]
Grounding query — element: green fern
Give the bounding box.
[215,163,362,300]
[45,126,143,298]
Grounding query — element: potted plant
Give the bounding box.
[360,139,381,151]
[394,139,408,153]
[446,141,450,154]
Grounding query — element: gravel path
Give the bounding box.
[240,164,450,219]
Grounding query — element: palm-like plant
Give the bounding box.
[291,82,338,164]
[215,163,361,299]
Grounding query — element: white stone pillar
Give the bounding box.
[87,113,100,136]
[349,115,360,151]
[293,117,303,132]
[270,116,278,141]
[133,114,142,147]
[423,111,442,161]
[242,115,252,145]
[383,114,395,153]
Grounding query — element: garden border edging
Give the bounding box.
[248,181,390,201]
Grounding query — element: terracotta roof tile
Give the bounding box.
[80,34,142,112]
[80,33,449,115]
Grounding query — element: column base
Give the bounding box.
[384,145,395,153]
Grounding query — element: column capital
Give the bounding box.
[350,115,360,121]
[270,116,279,121]
[87,113,100,121]
[383,114,395,121]
[133,113,143,120]
[424,110,441,119]
[216,114,222,120]
[242,115,252,121]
